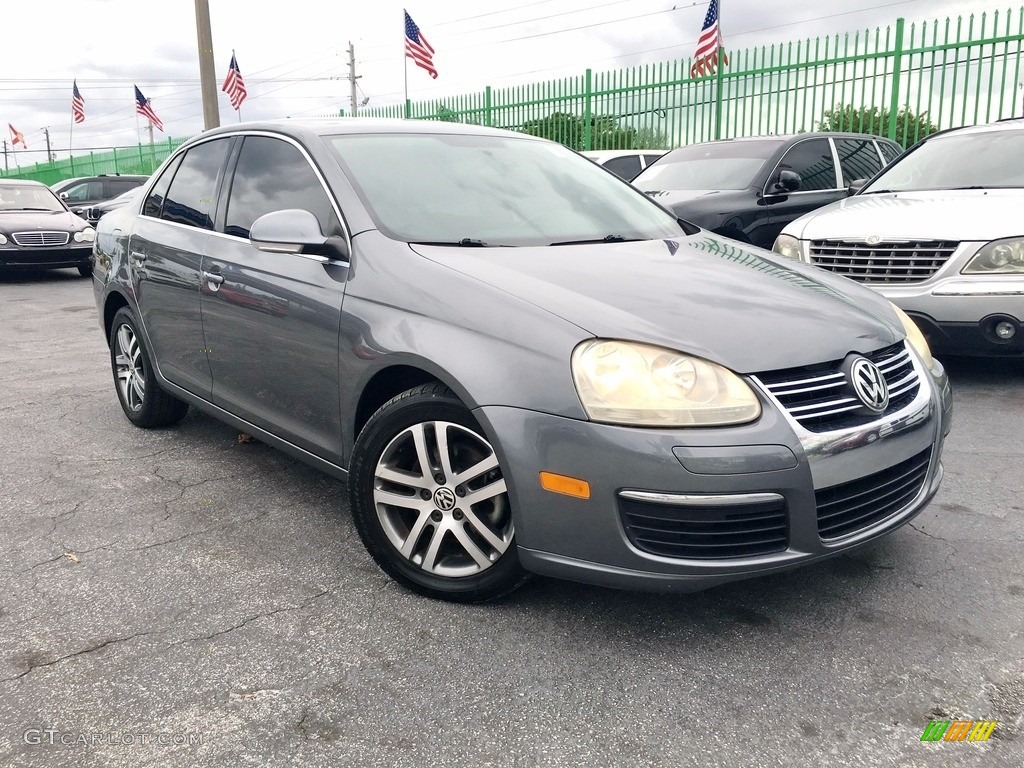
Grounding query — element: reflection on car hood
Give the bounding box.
[412,235,901,373]
[784,189,1024,241]
[643,189,727,206]
[0,209,89,231]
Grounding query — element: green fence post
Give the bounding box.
[484,86,492,127]
[583,69,593,150]
[715,48,725,139]
[887,17,905,141]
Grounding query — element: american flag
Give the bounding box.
[222,53,247,110]
[135,85,164,132]
[72,80,86,124]
[690,0,729,78]
[9,123,26,148]
[404,10,437,79]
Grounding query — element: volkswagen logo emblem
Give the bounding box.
[433,487,457,511]
[848,357,889,412]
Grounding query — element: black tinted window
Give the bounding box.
[879,141,901,164]
[160,140,230,230]
[107,179,143,196]
[224,136,338,239]
[603,155,642,180]
[776,139,837,191]
[142,154,183,218]
[62,180,103,203]
[836,138,884,186]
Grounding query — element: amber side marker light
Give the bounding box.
[539,472,591,499]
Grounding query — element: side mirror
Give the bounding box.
[846,178,868,197]
[771,170,801,194]
[59,191,70,200]
[250,209,349,262]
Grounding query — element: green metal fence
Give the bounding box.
[0,137,188,185]
[360,8,1024,150]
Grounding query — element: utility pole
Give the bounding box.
[43,127,52,162]
[348,42,360,116]
[3,141,7,173]
[194,0,220,130]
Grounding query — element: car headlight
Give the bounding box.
[963,237,1024,273]
[73,228,96,243]
[571,339,761,427]
[772,233,802,261]
[0,233,7,245]
[890,303,933,369]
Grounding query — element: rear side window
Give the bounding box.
[107,178,143,197]
[835,138,884,186]
[879,141,902,164]
[142,154,183,218]
[223,136,339,239]
[602,155,642,180]
[775,138,837,191]
[160,139,231,230]
[642,154,664,167]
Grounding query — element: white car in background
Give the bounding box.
[773,119,1024,357]
[582,149,667,181]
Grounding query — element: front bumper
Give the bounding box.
[0,244,93,270]
[476,355,951,593]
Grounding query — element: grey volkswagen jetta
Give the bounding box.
[91,119,953,602]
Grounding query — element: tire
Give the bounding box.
[349,383,528,602]
[78,263,93,278]
[109,306,189,428]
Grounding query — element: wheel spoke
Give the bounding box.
[130,373,145,407]
[376,465,430,491]
[116,325,133,357]
[373,488,430,513]
[399,510,433,559]
[433,423,456,482]
[461,508,511,554]
[450,522,492,568]
[420,523,448,572]
[463,476,507,509]
[454,453,499,485]
[409,423,435,479]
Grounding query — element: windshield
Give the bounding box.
[863,128,1024,193]
[0,184,65,212]
[632,139,778,191]
[326,133,683,246]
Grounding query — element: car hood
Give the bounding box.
[784,189,1024,241]
[0,209,89,231]
[642,189,730,207]
[412,236,901,374]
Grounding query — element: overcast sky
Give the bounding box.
[1,0,1015,161]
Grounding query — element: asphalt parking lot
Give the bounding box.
[1,269,1022,768]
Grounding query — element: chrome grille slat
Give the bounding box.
[12,231,71,247]
[809,239,958,284]
[754,342,922,432]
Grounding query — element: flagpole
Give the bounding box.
[713,0,725,140]
[403,15,410,120]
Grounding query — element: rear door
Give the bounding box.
[130,138,232,397]
[199,133,350,458]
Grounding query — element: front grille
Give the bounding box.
[816,449,931,539]
[619,495,788,560]
[755,342,920,432]
[809,240,958,283]
[12,231,71,247]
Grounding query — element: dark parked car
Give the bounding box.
[632,132,902,249]
[0,179,96,276]
[51,174,148,224]
[92,120,950,602]
[86,187,141,224]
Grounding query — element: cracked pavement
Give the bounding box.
[1,270,1023,767]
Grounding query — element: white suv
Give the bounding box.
[773,119,1024,357]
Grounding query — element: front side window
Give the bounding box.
[775,139,838,192]
[61,180,103,202]
[160,139,230,230]
[224,136,339,239]
[836,138,884,186]
[142,154,183,219]
[328,133,683,246]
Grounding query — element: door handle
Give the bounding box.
[202,271,224,288]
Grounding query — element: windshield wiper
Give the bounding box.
[951,185,987,190]
[861,189,895,195]
[412,238,494,247]
[549,234,641,246]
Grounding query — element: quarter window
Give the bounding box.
[224,136,339,239]
[775,139,837,191]
[159,139,230,230]
[602,155,642,180]
[879,141,902,164]
[142,154,183,218]
[835,138,884,186]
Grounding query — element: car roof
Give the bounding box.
[689,131,895,146]
[0,178,48,188]
[583,149,668,162]
[191,118,543,145]
[918,117,1024,141]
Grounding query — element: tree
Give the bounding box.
[521,112,648,151]
[818,104,939,148]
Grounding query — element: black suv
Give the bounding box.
[50,174,148,224]
[631,132,902,249]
